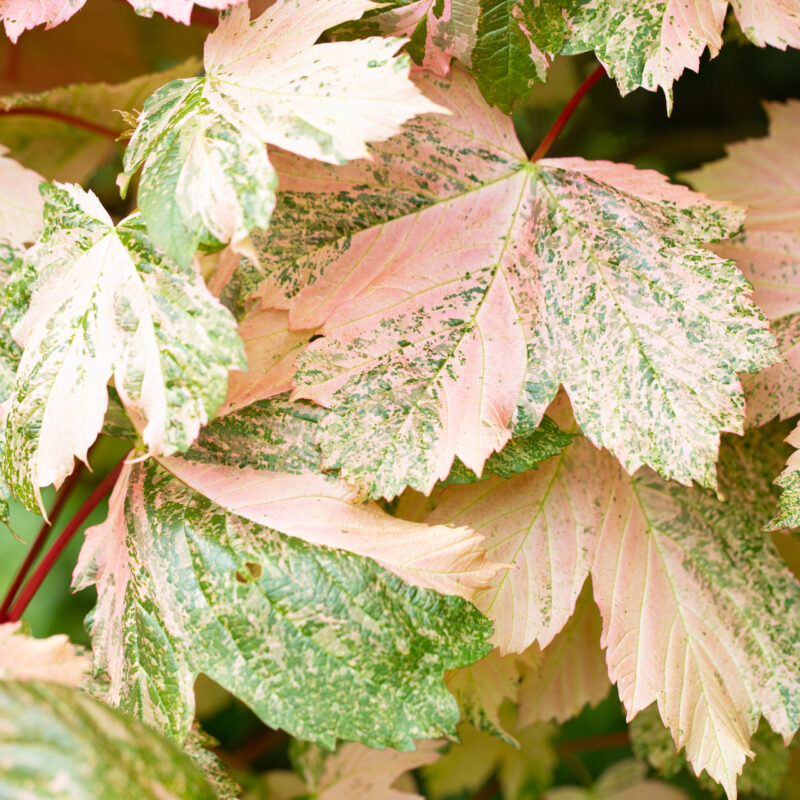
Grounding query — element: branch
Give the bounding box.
[6,457,129,622]
[0,465,83,622]
[530,64,607,162]
[0,107,120,140]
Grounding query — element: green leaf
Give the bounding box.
[74,457,493,748]
[440,416,573,485]
[0,681,217,799]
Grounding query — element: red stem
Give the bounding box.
[0,108,119,140]
[0,466,83,621]
[6,459,127,623]
[530,64,607,162]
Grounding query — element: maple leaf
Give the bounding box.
[252,66,775,500]
[120,0,444,265]
[158,396,502,599]
[0,0,245,42]
[425,403,800,797]
[264,740,441,800]
[353,0,566,111]
[73,457,492,747]
[0,682,218,798]
[561,0,800,109]
[3,183,244,514]
[0,622,89,686]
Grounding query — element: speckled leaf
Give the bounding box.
[768,424,800,529]
[516,584,610,727]
[0,60,201,184]
[74,458,492,747]
[0,622,89,686]
[3,182,244,514]
[0,681,217,799]
[561,0,800,109]
[360,0,566,110]
[158,396,503,600]
[265,740,441,800]
[632,708,791,799]
[276,67,774,499]
[121,0,442,265]
[440,415,573,485]
[428,416,800,797]
[445,648,520,745]
[220,308,317,416]
[0,0,243,40]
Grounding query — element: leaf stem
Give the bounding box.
[558,730,631,753]
[0,108,120,140]
[0,465,83,622]
[530,64,607,162]
[6,457,128,623]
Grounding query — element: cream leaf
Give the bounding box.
[0,622,89,686]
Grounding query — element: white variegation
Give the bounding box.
[0,147,44,246]
[0,622,89,686]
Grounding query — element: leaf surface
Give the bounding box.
[121,0,443,264]
[545,760,686,800]
[425,411,800,797]
[0,622,89,686]
[262,67,774,499]
[0,146,43,246]
[561,0,800,108]
[160,396,502,599]
[0,681,217,799]
[74,458,492,747]
[3,183,244,513]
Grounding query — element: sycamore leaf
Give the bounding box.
[73,458,492,747]
[545,760,686,800]
[0,682,217,799]
[516,583,610,728]
[265,740,441,800]
[561,0,800,109]
[0,0,245,42]
[358,0,566,111]
[120,0,443,265]
[0,146,44,246]
[0,59,202,183]
[0,622,89,686]
[425,409,800,797]
[159,396,502,599]
[445,648,520,745]
[632,707,791,799]
[423,716,558,800]
[263,66,774,499]
[220,308,316,416]
[3,182,244,514]
[184,726,240,800]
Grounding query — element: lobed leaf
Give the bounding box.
[0,623,89,687]
[74,458,493,747]
[258,66,774,499]
[2,182,244,514]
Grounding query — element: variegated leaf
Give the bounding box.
[3,183,244,514]
[264,740,441,800]
[0,682,217,799]
[0,622,89,686]
[0,0,244,41]
[424,410,800,798]
[262,67,774,499]
[516,583,610,727]
[561,0,800,109]
[120,0,443,265]
[159,396,502,599]
[73,458,492,747]
[0,146,44,246]
[354,0,566,111]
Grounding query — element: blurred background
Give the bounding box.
[1,3,799,798]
